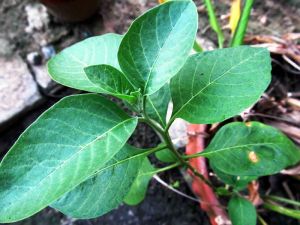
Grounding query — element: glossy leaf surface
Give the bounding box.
[211,164,256,189]
[202,122,300,176]
[118,0,198,95]
[0,94,137,222]
[52,145,145,219]
[48,34,122,93]
[146,84,170,126]
[228,196,257,225]
[124,158,155,205]
[171,46,271,123]
[84,64,138,103]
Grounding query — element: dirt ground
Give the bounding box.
[0,0,300,224]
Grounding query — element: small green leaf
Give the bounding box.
[124,158,155,205]
[0,94,137,223]
[202,122,300,176]
[228,196,257,225]
[84,64,138,104]
[52,145,145,219]
[118,0,198,95]
[155,149,177,163]
[171,46,271,124]
[48,34,122,93]
[146,84,170,126]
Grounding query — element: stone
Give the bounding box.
[31,64,54,90]
[0,55,41,125]
[26,51,42,65]
[0,38,14,57]
[25,3,49,33]
[167,102,189,148]
[41,45,56,60]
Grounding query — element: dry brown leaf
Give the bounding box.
[229,0,241,35]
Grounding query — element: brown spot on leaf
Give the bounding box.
[248,151,259,163]
[245,122,252,127]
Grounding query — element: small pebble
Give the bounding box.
[26,51,42,65]
[41,45,56,60]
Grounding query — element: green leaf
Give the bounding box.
[48,34,122,93]
[201,122,300,176]
[146,84,170,126]
[84,64,138,104]
[228,196,257,225]
[211,164,256,190]
[0,94,137,223]
[170,46,271,124]
[155,149,177,163]
[124,158,154,205]
[118,0,198,95]
[52,144,145,219]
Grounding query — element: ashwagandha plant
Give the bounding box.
[0,1,299,224]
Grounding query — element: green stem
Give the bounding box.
[165,116,175,132]
[141,96,214,188]
[263,195,300,207]
[183,151,206,159]
[230,0,254,47]
[203,0,224,48]
[146,144,168,154]
[151,162,181,175]
[263,201,300,219]
[257,215,268,225]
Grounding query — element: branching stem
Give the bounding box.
[141,96,214,189]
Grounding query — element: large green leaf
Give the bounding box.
[118,0,198,95]
[201,122,300,176]
[170,46,271,123]
[228,196,257,225]
[52,145,145,219]
[146,84,170,126]
[0,94,137,223]
[48,34,122,93]
[124,158,155,205]
[84,64,138,104]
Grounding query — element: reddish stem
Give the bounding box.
[186,124,230,225]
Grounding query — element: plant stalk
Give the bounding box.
[263,195,300,208]
[151,162,181,175]
[263,201,300,219]
[230,0,254,46]
[203,0,224,48]
[141,96,214,188]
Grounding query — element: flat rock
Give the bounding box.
[31,64,55,90]
[0,55,41,126]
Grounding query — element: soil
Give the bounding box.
[1,0,300,225]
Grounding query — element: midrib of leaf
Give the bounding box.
[89,147,159,179]
[3,118,136,213]
[172,48,265,120]
[65,52,88,67]
[147,98,165,126]
[239,199,243,224]
[144,3,190,94]
[201,142,275,157]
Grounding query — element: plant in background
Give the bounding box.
[0,1,299,224]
